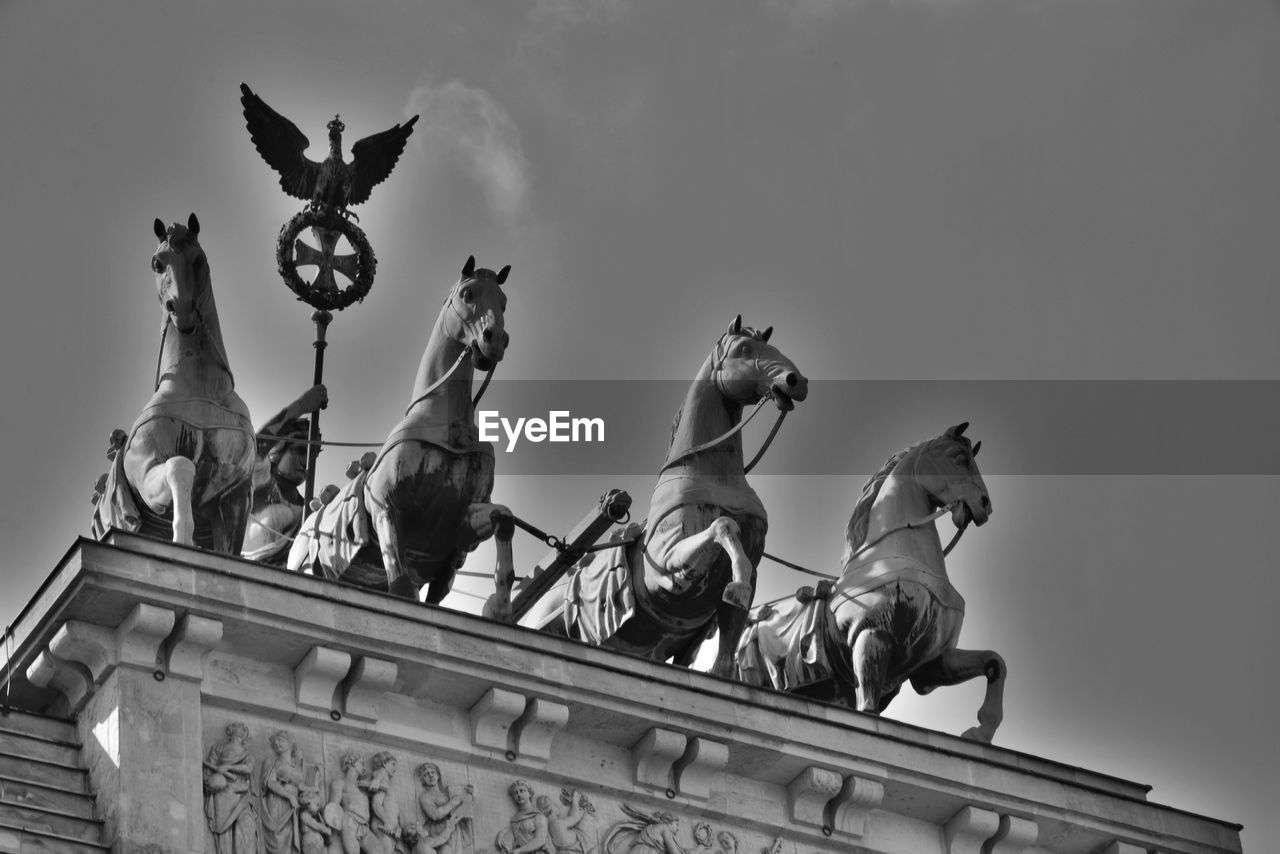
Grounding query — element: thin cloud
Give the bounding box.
[404,79,531,217]
[529,0,626,30]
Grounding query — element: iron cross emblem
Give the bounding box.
[294,226,360,293]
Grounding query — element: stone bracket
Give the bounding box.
[26,651,93,715]
[1101,842,1148,854]
[511,697,569,767]
[988,815,1039,854]
[49,621,118,683]
[164,614,223,681]
[672,736,728,801]
[24,604,180,714]
[787,766,843,828]
[116,603,177,669]
[944,805,1001,854]
[469,687,526,755]
[468,689,569,763]
[294,645,351,715]
[341,656,398,724]
[631,727,688,793]
[829,770,886,839]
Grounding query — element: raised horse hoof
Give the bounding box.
[960,726,994,744]
[721,581,753,610]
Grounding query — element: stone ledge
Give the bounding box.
[0,534,1244,854]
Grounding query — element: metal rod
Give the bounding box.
[304,309,333,510]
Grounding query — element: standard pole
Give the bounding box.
[304,309,333,510]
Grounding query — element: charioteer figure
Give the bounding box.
[241,384,328,564]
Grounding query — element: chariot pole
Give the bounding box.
[304,309,333,509]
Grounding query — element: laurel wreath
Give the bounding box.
[275,208,376,311]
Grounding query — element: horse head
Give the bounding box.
[711,314,809,411]
[443,255,510,371]
[151,213,209,335]
[910,422,992,530]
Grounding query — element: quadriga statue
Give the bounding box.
[736,423,1007,742]
[289,257,516,613]
[93,215,255,553]
[520,316,808,677]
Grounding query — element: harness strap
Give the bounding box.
[403,350,469,416]
[661,398,775,472]
[843,503,954,566]
[472,367,495,408]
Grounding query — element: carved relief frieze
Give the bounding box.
[200,716,799,854]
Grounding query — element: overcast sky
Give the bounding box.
[1,1,1276,850]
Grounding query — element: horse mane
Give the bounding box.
[841,437,931,564]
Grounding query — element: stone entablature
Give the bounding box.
[1,533,1242,854]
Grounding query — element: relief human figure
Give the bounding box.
[416,761,474,854]
[299,788,333,854]
[203,723,259,854]
[241,384,328,563]
[368,752,403,854]
[603,807,685,854]
[686,824,714,854]
[537,789,596,854]
[328,752,374,854]
[404,813,465,854]
[715,831,737,854]
[259,730,303,854]
[495,779,552,854]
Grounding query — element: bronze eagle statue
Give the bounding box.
[240,83,419,217]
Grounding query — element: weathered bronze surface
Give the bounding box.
[92,215,255,553]
[288,257,515,611]
[737,424,1006,742]
[240,83,418,218]
[520,316,808,678]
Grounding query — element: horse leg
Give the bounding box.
[450,503,514,618]
[850,629,894,714]
[371,509,414,600]
[136,457,197,545]
[673,516,754,678]
[909,648,1006,743]
[209,484,250,557]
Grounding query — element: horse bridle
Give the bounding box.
[661,331,789,474]
[843,441,977,566]
[151,252,232,391]
[401,281,501,415]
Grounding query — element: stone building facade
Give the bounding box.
[0,533,1242,853]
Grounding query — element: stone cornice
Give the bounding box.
[0,534,1243,854]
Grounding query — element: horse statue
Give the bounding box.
[735,423,1006,742]
[288,256,515,610]
[519,316,808,677]
[92,214,256,553]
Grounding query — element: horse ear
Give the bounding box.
[187,213,200,236]
[728,314,742,335]
[462,256,476,279]
[496,265,511,285]
[761,326,773,342]
[947,421,969,438]
[972,440,982,458]
[154,218,166,241]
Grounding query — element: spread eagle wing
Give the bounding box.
[240,83,320,202]
[348,114,419,206]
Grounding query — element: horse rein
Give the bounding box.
[152,303,234,392]
[402,347,495,417]
[662,332,792,474]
